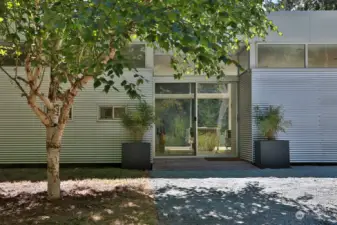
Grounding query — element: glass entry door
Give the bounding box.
[155,82,237,157]
[197,83,237,156]
[155,83,196,156]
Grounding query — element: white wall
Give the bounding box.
[0,67,154,164]
[250,11,337,68]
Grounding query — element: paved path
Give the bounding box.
[153,158,257,171]
[150,167,337,225]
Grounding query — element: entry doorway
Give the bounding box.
[155,82,237,157]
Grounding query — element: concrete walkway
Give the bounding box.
[150,166,337,225]
[153,158,258,171]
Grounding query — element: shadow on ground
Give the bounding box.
[0,186,157,225]
[151,166,337,179]
[154,182,337,225]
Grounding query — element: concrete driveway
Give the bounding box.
[150,167,337,225]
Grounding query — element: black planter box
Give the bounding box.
[254,140,290,169]
[122,142,151,170]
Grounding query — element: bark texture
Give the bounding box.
[46,126,62,200]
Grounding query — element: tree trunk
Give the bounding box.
[46,126,63,200]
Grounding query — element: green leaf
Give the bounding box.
[93,79,101,88]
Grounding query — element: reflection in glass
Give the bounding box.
[198,99,230,155]
[308,44,337,68]
[258,44,305,68]
[155,99,195,156]
[198,83,228,93]
[155,83,192,94]
[154,55,175,75]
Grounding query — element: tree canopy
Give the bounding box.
[0,0,277,199]
[267,0,337,10]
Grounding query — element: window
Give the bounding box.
[121,44,146,68]
[257,44,305,68]
[308,44,337,68]
[198,83,228,94]
[99,107,113,120]
[154,55,175,75]
[113,107,126,119]
[155,83,193,94]
[98,106,126,120]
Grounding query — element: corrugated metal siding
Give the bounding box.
[252,68,337,163]
[238,71,253,162]
[0,67,154,164]
[0,67,49,163]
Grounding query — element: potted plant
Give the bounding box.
[120,101,155,170]
[254,105,292,168]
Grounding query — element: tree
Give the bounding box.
[0,0,277,199]
[267,0,337,10]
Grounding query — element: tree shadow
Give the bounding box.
[154,182,337,225]
[151,166,337,179]
[0,186,157,225]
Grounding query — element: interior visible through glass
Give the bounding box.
[155,82,237,157]
[155,98,195,156]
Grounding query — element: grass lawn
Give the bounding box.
[0,167,157,225]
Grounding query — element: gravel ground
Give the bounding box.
[150,167,337,225]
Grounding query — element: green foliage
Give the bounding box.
[254,105,292,140]
[267,0,337,10]
[121,101,155,141]
[0,0,276,98]
[198,132,219,152]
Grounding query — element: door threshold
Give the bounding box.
[154,155,238,159]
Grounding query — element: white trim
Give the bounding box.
[305,44,308,68]
[197,93,230,99]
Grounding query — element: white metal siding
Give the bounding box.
[252,68,337,163]
[255,11,337,43]
[238,71,252,162]
[0,67,154,164]
[0,67,49,163]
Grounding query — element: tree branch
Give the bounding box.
[36,91,54,110]
[0,66,28,97]
[27,93,50,127]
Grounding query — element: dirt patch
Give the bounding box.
[0,180,157,225]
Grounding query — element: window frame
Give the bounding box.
[256,43,306,69]
[97,105,127,121]
[256,42,337,69]
[307,44,337,68]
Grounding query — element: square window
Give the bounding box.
[99,107,113,120]
[114,107,126,119]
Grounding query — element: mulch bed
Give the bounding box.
[0,180,158,225]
